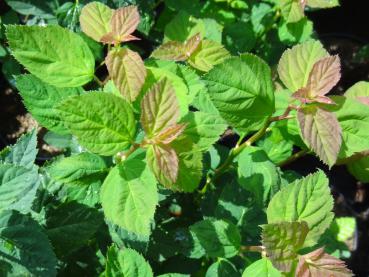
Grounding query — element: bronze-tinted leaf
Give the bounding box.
[292,88,335,104]
[140,78,180,138]
[151,33,201,62]
[296,248,353,277]
[151,41,188,61]
[262,221,309,273]
[307,55,341,97]
[297,106,342,167]
[151,144,179,183]
[100,5,140,44]
[153,124,186,144]
[105,48,146,102]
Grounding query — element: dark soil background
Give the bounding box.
[1,0,369,275]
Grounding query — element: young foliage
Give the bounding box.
[267,170,334,247]
[262,221,309,272]
[105,47,146,102]
[296,247,353,277]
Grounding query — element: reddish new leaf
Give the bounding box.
[140,78,180,138]
[105,48,146,102]
[296,248,353,277]
[262,221,309,273]
[293,88,335,104]
[100,5,140,44]
[151,144,179,183]
[297,106,342,167]
[307,55,341,97]
[153,124,187,144]
[151,33,201,61]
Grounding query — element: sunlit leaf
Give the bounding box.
[106,48,146,102]
[80,2,113,42]
[296,248,353,277]
[297,106,342,167]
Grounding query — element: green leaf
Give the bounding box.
[205,259,238,277]
[267,170,334,247]
[327,96,369,158]
[105,246,153,277]
[344,81,369,106]
[280,0,305,23]
[0,163,39,213]
[278,40,329,92]
[16,74,83,134]
[6,25,95,87]
[0,129,37,168]
[262,221,309,272]
[45,202,104,257]
[297,106,342,167]
[140,78,180,138]
[238,146,282,207]
[46,152,109,186]
[242,258,281,277]
[164,11,205,42]
[80,1,113,42]
[257,127,294,164]
[0,210,57,277]
[106,48,147,102]
[189,219,241,258]
[347,156,369,182]
[278,18,314,45]
[251,2,274,34]
[179,111,227,152]
[101,156,158,235]
[223,21,256,54]
[188,39,230,72]
[56,92,136,156]
[205,54,275,134]
[306,0,340,8]
[4,0,52,16]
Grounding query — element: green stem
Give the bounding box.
[200,106,295,194]
[94,75,104,87]
[278,149,309,167]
